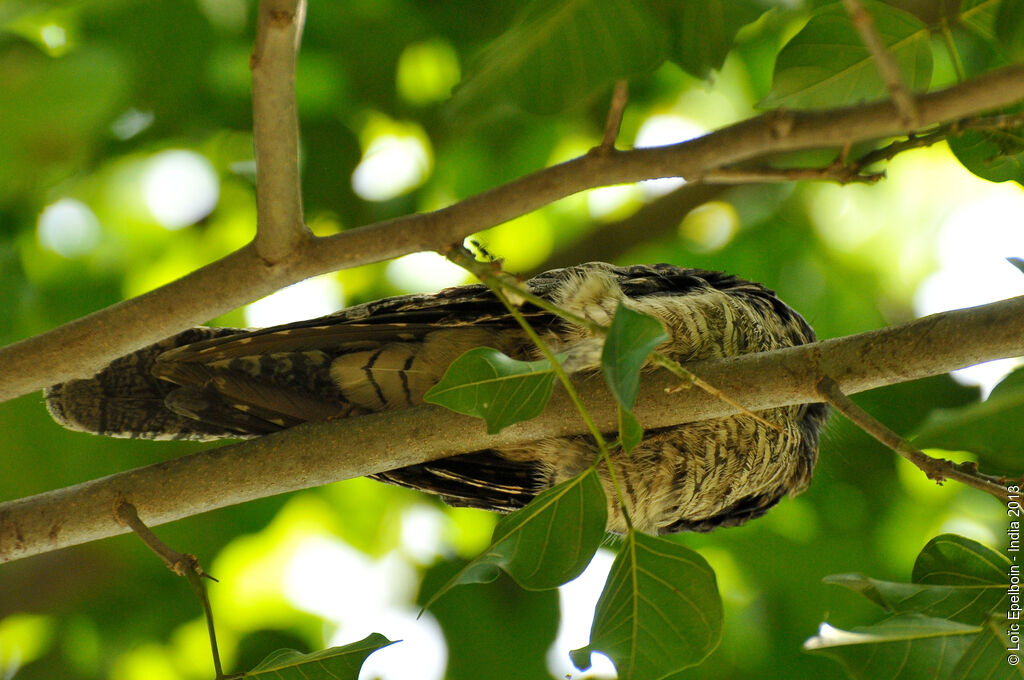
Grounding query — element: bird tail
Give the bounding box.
[44,327,246,441]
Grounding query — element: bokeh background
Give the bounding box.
[0,1,1021,678]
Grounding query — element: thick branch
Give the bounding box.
[2,66,1024,404]
[2,295,1021,563]
[251,0,310,262]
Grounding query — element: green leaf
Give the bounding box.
[571,531,723,678]
[451,0,670,115]
[823,572,1006,625]
[649,0,766,79]
[602,302,668,410]
[618,406,644,453]
[995,0,1024,62]
[1010,257,1024,275]
[954,615,1024,680]
[912,534,1013,587]
[245,634,396,679]
[912,368,1024,473]
[423,468,607,608]
[762,1,932,109]
[804,613,979,679]
[948,123,1024,184]
[959,0,1004,42]
[815,535,1016,679]
[424,347,562,434]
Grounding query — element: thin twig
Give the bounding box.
[599,80,629,151]
[115,501,227,679]
[702,164,884,185]
[652,353,784,434]
[251,0,311,264]
[816,377,1013,503]
[843,0,919,127]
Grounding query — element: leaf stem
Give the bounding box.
[115,500,229,678]
[449,246,634,530]
[940,19,966,83]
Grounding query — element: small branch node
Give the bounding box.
[598,80,630,152]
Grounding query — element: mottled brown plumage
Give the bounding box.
[45,263,827,534]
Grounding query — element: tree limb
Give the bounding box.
[251,0,311,263]
[2,294,1021,564]
[1,66,1024,404]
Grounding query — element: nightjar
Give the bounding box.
[45,263,827,534]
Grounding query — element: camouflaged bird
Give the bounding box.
[46,263,827,534]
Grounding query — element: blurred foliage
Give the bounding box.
[0,0,1022,679]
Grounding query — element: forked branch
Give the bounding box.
[816,377,1013,502]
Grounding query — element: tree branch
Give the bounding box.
[2,295,1021,563]
[816,377,1010,502]
[251,0,311,263]
[1,65,1024,404]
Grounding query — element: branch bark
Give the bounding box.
[2,294,1022,563]
[1,65,1023,404]
[251,0,310,263]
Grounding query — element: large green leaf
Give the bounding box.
[823,572,1006,624]
[812,535,1015,679]
[912,534,1013,587]
[451,0,670,114]
[955,616,1024,680]
[762,0,932,109]
[912,367,1024,473]
[244,634,395,679]
[804,613,979,679]
[424,347,561,434]
[571,531,723,679]
[423,468,607,608]
[650,0,766,78]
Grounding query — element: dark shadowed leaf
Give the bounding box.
[912,368,1024,473]
[423,468,607,609]
[451,0,669,114]
[804,613,978,679]
[424,347,562,434]
[571,530,722,679]
[948,125,1024,185]
[995,0,1024,61]
[762,1,931,109]
[245,634,396,679]
[649,0,766,78]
